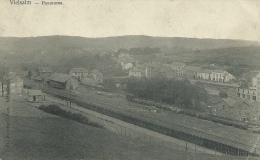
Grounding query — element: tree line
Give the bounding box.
[127,77,209,109]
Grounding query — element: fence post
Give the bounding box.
[177,142,178,149]
[186,143,187,151]
[195,145,196,153]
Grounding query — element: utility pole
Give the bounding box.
[70,78,72,107]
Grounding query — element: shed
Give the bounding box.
[27,89,44,102]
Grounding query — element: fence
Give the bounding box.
[44,95,222,156]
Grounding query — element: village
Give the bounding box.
[0,51,260,125]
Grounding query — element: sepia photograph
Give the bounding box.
[0,0,260,159]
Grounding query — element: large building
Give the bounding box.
[171,62,185,76]
[212,98,260,122]
[48,73,78,90]
[69,68,88,81]
[36,67,53,77]
[128,67,145,78]
[0,72,24,96]
[197,69,236,83]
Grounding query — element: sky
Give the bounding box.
[0,0,260,41]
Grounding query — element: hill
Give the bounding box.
[0,35,257,54]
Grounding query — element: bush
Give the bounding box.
[38,105,103,128]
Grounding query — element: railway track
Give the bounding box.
[41,87,260,156]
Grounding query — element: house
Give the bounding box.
[48,73,78,90]
[0,72,24,96]
[212,98,260,121]
[36,67,53,77]
[118,53,135,70]
[197,69,212,80]
[196,69,236,83]
[91,70,103,83]
[183,66,202,79]
[128,67,145,78]
[171,62,185,76]
[81,70,103,86]
[210,70,235,82]
[237,71,260,102]
[236,83,257,101]
[25,89,44,102]
[69,68,88,81]
[82,76,98,86]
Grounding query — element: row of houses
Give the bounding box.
[171,62,236,82]
[128,61,236,83]
[30,67,104,90]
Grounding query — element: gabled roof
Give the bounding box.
[212,70,226,74]
[28,90,42,96]
[238,83,249,89]
[216,98,253,108]
[4,72,23,81]
[221,98,236,106]
[48,73,76,83]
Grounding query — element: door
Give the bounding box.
[33,96,36,101]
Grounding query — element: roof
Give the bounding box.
[92,69,102,74]
[28,90,42,96]
[183,66,202,71]
[197,69,213,74]
[219,98,236,106]
[37,67,52,73]
[212,70,226,74]
[239,83,249,89]
[48,73,75,83]
[70,68,88,72]
[4,72,23,81]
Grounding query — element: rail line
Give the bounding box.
[41,87,260,156]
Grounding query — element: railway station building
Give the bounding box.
[48,73,79,90]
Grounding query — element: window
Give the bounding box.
[223,105,225,110]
